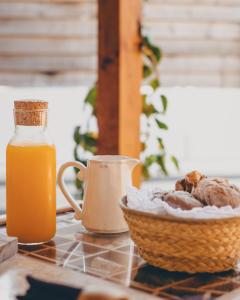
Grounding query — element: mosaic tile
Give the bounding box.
[18,249,28,255]
[15,212,240,299]
[204,280,240,292]
[29,247,79,265]
[161,288,221,299]
[133,264,192,288]
[18,244,47,253]
[95,250,144,270]
[55,241,108,257]
[56,221,71,229]
[113,243,140,255]
[217,269,240,280]
[82,255,127,276]
[232,275,240,283]
[73,232,130,249]
[66,256,124,277]
[174,275,225,290]
[56,223,83,237]
[56,213,73,221]
[106,269,143,286]
[157,292,182,300]
[130,280,157,294]
[45,236,71,246]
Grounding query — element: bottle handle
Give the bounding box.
[57,161,86,220]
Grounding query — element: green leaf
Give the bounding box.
[150,78,160,90]
[73,126,81,144]
[143,103,158,117]
[142,164,150,179]
[155,119,168,130]
[142,36,162,63]
[73,145,79,161]
[145,155,157,167]
[157,138,165,150]
[142,95,158,117]
[142,94,147,104]
[75,178,83,190]
[74,160,87,174]
[156,155,168,176]
[161,95,168,113]
[84,85,96,107]
[171,155,180,170]
[151,46,162,63]
[75,131,98,154]
[143,64,152,79]
[84,133,97,147]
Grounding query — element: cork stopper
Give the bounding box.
[14,100,48,126]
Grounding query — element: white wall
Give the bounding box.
[0,86,240,182]
[158,87,240,177]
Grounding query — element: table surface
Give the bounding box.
[1,212,240,300]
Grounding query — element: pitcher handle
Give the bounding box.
[57,161,86,220]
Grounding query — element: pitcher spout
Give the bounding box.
[127,158,140,171]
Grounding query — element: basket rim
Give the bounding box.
[119,196,240,224]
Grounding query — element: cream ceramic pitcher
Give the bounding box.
[57,155,139,233]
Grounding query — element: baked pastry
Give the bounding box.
[192,178,240,208]
[175,171,205,193]
[157,170,240,209]
[175,178,193,193]
[162,191,203,210]
[186,170,206,186]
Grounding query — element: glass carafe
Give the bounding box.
[6,100,56,244]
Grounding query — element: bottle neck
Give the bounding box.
[10,110,51,145]
[14,124,47,135]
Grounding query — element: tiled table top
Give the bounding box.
[11,212,240,299]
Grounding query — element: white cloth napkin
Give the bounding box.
[127,187,240,220]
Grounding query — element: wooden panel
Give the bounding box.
[161,56,240,72]
[161,73,240,87]
[97,0,142,184]
[0,55,96,71]
[0,20,97,38]
[149,0,240,4]
[0,71,96,86]
[3,38,237,57]
[142,0,240,87]
[0,0,240,87]
[222,74,240,86]
[0,38,96,55]
[144,4,240,22]
[145,22,240,40]
[158,40,240,55]
[0,0,97,86]
[0,0,93,2]
[0,2,96,19]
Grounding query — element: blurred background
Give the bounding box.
[0,0,240,212]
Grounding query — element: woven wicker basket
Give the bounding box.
[120,196,240,273]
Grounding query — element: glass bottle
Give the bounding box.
[6,100,56,244]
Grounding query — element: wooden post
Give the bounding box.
[97,0,142,185]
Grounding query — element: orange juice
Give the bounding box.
[6,143,56,244]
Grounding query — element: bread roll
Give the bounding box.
[192,178,240,208]
[175,171,205,193]
[162,191,203,210]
